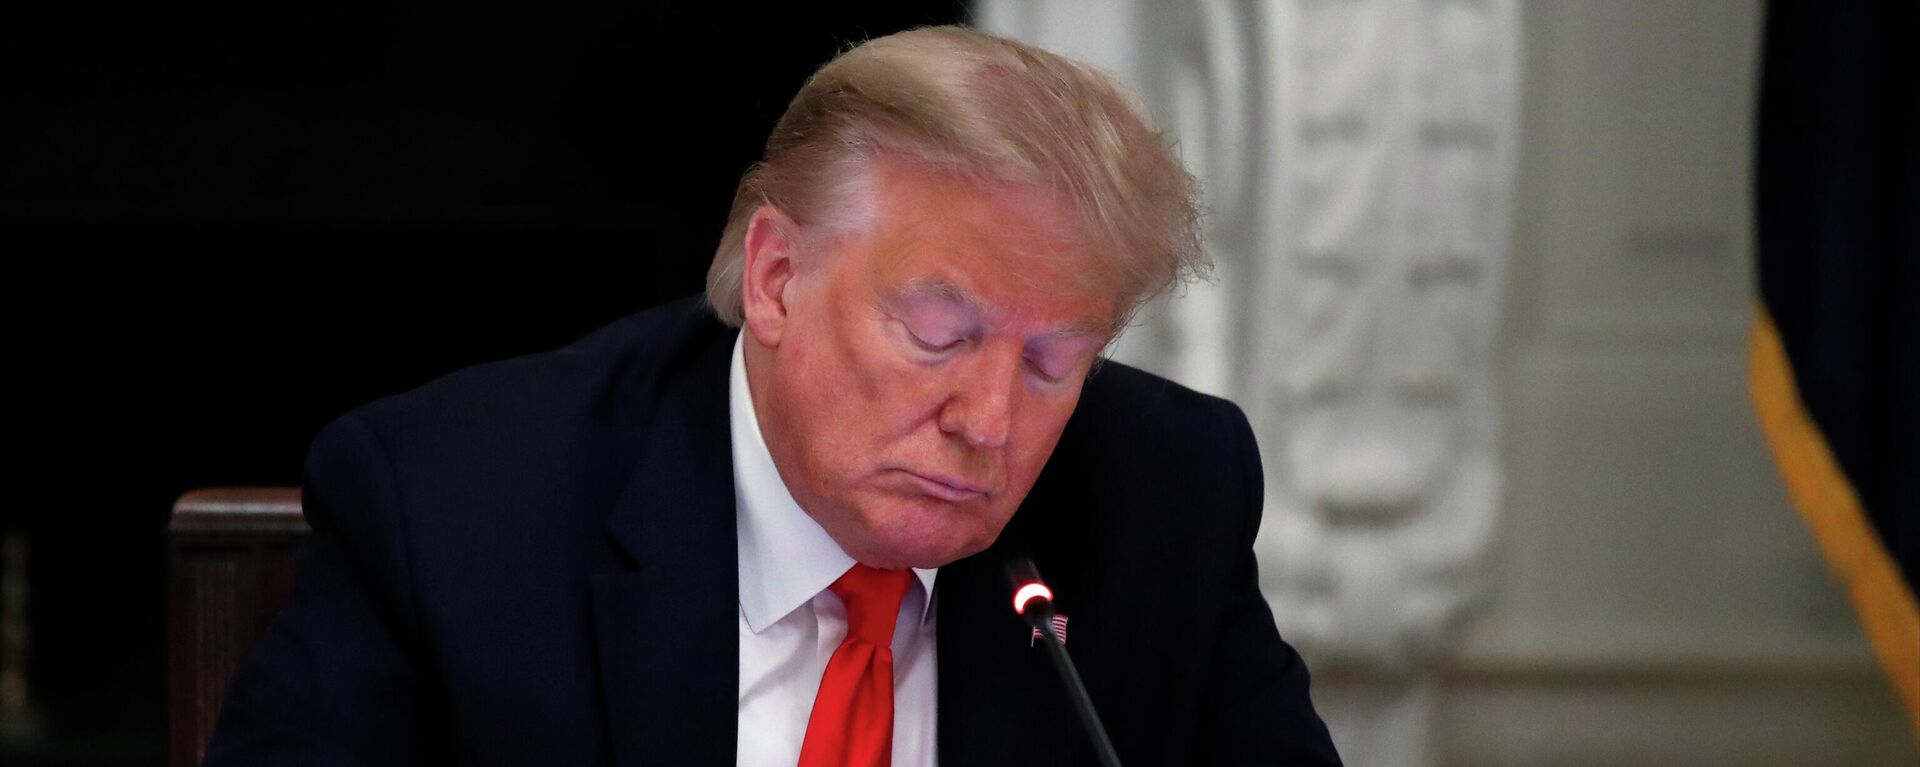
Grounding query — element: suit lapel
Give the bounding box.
[593,316,740,767]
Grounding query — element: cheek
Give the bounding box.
[1009,400,1076,475]
[807,322,933,460]
[853,336,952,431]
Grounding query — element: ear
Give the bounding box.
[741,204,803,348]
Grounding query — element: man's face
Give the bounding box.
[744,161,1116,570]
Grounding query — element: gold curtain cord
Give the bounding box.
[1750,303,1920,739]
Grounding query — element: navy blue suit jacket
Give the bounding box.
[203,296,1339,766]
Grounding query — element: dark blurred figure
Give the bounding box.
[0,3,969,765]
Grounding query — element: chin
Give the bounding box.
[852,496,1001,569]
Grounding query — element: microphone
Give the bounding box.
[1005,557,1124,767]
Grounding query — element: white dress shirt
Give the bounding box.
[730,331,940,767]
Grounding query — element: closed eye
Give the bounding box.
[1024,338,1102,385]
[902,322,965,353]
[1024,355,1065,383]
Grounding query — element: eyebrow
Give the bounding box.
[899,277,983,312]
[896,277,1114,339]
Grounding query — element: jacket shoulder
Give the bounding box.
[295,294,734,582]
[338,295,731,437]
[1049,358,1265,536]
[1072,358,1254,453]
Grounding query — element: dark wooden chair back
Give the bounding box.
[167,487,308,767]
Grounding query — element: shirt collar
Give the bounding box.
[730,331,937,634]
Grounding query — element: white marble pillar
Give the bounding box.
[979,3,1521,764]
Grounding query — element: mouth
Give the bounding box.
[899,470,991,502]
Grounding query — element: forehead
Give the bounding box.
[847,160,1118,333]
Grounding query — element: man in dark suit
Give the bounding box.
[204,26,1339,766]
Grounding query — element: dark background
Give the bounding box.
[2,2,971,764]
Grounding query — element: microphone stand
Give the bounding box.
[1007,558,1124,767]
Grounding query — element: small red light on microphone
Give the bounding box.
[1013,582,1053,615]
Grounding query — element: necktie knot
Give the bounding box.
[829,563,915,646]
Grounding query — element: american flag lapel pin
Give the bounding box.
[1029,613,1069,647]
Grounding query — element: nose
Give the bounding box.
[938,342,1020,449]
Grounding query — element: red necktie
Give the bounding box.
[797,563,916,767]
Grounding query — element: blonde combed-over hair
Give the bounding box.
[704,25,1206,328]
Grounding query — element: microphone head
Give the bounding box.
[1005,556,1054,616]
